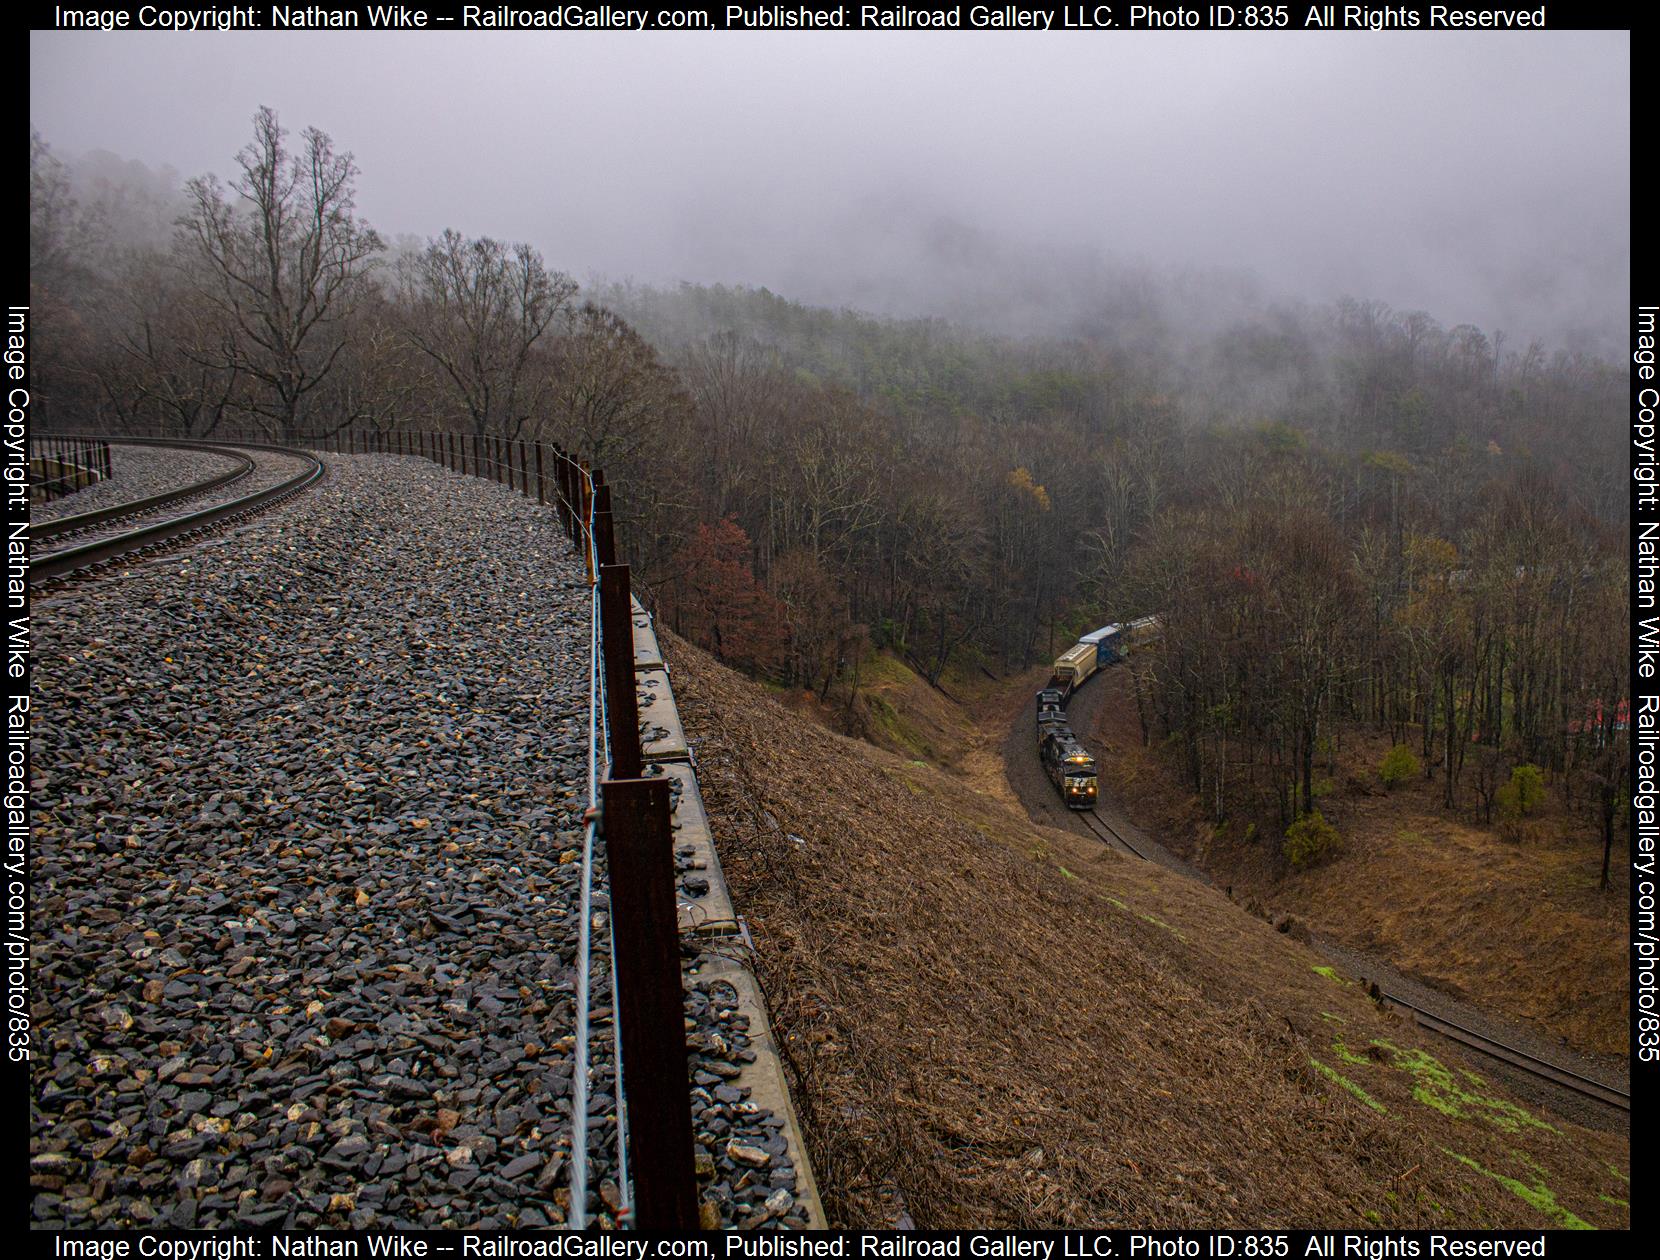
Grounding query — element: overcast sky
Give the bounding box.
[30,30,1629,354]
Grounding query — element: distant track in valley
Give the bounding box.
[1077,808,1143,858]
[1370,987,1630,1113]
[1005,661,1631,1124]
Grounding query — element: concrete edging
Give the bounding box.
[629,598,827,1230]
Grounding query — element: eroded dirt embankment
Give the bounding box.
[665,633,1629,1230]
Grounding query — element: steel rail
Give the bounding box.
[1375,989,1630,1112]
[31,441,256,543]
[1047,666,1629,1117]
[29,441,325,584]
[1078,809,1146,859]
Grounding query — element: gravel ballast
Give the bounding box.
[32,454,623,1228]
[34,443,248,524]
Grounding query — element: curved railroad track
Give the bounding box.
[1035,671,1632,1120]
[30,438,326,585]
[33,442,256,545]
[1077,806,1144,858]
[1367,986,1630,1113]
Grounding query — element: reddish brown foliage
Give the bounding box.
[667,517,785,673]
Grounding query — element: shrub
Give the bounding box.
[1284,811,1340,868]
[1496,763,1547,820]
[1379,743,1420,789]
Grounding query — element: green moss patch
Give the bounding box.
[1331,1038,1371,1067]
[1441,1150,1591,1230]
[1309,1057,1388,1114]
[1378,1041,1556,1135]
[1136,910,1188,941]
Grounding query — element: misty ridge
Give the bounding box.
[36,128,1624,361]
[27,105,1632,890]
[650,194,1625,362]
[30,119,1626,483]
[30,113,1629,550]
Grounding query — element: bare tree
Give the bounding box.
[96,249,241,437]
[30,131,91,294]
[549,304,687,467]
[397,229,575,437]
[30,132,109,424]
[679,332,780,521]
[176,106,381,437]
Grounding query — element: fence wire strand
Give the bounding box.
[567,460,631,1229]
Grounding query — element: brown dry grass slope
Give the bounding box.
[664,634,1629,1231]
[1086,670,1628,1060]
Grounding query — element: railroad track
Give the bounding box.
[33,442,256,546]
[1077,805,1630,1114]
[30,439,326,584]
[1077,807,1146,859]
[1371,987,1630,1113]
[1080,797,1630,1114]
[1050,684,1630,1118]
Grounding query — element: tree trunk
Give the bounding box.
[1300,724,1315,818]
[1601,785,1616,891]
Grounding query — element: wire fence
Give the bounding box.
[44,426,695,1228]
[28,435,112,502]
[298,428,667,1228]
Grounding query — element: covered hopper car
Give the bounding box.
[1054,641,1098,689]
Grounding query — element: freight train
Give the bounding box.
[1035,617,1160,810]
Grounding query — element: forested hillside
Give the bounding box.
[31,112,1628,865]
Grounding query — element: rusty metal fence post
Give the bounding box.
[558,449,574,539]
[600,563,642,779]
[578,464,595,584]
[564,453,578,540]
[594,485,617,571]
[599,775,698,1230]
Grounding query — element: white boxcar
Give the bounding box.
[1079,623,1123,665]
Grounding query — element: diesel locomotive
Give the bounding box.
[1034,617,1159,810]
